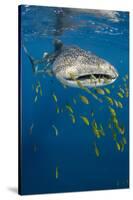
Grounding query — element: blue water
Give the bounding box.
[19,5,129,195]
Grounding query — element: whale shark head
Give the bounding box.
[52,44,118,88]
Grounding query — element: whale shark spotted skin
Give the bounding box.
[23,40,118,88]
[52,44,118,88]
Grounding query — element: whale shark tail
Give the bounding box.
[22,40,63,76]
[22,45,37,73]
[22,44,48,74]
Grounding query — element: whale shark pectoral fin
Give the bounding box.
[45,68,54,76]
[32,64,53,76]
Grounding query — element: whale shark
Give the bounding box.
[23,39,118,88]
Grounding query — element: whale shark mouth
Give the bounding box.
[65,73,117,81]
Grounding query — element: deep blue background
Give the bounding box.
[20,5,129,195]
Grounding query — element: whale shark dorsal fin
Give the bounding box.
[43,52,49,59]
[53,39,63,51]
